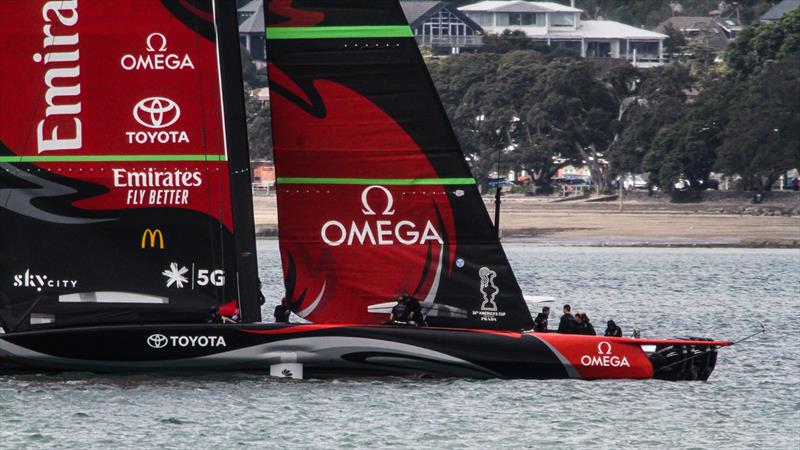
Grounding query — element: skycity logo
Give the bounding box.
[147,334,227,349]
[321,185,444,247]
[580,342,631,368]
[127,97,189,145]
[121,33,196,71]
[13,270,78,292]
[35,0,82,153]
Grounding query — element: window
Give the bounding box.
[551,13,575,27]
[496,13,509,26]
[466,12,493,27]
[508,13,539,26]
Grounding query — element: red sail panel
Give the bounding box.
[0,0,250,331]
[267,1,534,330]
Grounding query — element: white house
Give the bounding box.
[460,1,668,67]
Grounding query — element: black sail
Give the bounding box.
[266,0,534,330]
[0,0,260,331]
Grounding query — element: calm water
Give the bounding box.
[1,242,798,449]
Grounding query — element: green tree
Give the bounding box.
[245,95,272,161]
[608,64,694,174]
[725,6,800,78]
[715,54,800,190]
[663,24,688,56]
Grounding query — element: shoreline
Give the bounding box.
[252,192,800,248]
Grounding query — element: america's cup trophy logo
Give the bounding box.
[479,267,499,312]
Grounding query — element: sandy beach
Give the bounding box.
[252,191,800,247]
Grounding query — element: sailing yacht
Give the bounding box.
[0,0,728,380]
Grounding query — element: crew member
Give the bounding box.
[557,304,576,334]
[258,280,266,306]
[274,297,291,323]
[604,320,622,337]
[576,313,596,335]
[219,299,240,324]
[388,294,408,324]
[533,306,550,332]
[388,293,426,326]
[406,294,426,327]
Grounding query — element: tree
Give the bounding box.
[715,54,800,190]
[663,24,688,57]
[725,6,800,78]
[608,64,694,174]
[245,95,272,161]
[525,58,618,191]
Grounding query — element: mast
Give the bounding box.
[213,0,261,323]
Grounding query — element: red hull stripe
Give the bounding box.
[267,25,413,40]
[277,177,476,185]
[0,155,227,163]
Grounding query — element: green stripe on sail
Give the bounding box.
[277,177,475,185]
[266,25,413,40]
[0,155,227,163]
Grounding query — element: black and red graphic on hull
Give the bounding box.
[0,0,252,330]
[266,1,533,330]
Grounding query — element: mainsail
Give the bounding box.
[0,0,260,331]
[266,0,534,330]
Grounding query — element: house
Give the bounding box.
[459,1,667,67]
[238,0,262,24]
[239,0,266,64]
[400,1,484,54]
[761,0,800,22]
[251,160,275,193]
[654,15,743,52]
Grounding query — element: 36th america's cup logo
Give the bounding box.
[321,185,444,247]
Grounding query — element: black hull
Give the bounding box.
[0,324,726,381]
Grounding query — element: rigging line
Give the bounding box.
[654,323,766,373]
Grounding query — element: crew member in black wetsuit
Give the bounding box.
[386,294,408,323]
[533,306,550,332]
[406,295,426,327]
[575,313,596,335]
[605,320,623,337]
[274,297,291,323]
[258,280,266,306]
[388,293,426,326]
[557,304,576,334]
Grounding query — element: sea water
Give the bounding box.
[1,242,798,449]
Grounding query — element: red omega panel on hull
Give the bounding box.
[0,0,239,331]
[536,334,655,379]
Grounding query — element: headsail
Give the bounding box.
[0,0,260,331]
[266,0,533,330]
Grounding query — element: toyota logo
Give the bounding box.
[147,334,169,349]
[133,97,181,129]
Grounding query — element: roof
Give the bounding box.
[654,16,713,33]
[400,1,483,31]
[400,1,444,24]
[239,5,264,34]
[460,1,582,14]
[761,0,800,21]
[495,19,666,40]
[238,0,262,14]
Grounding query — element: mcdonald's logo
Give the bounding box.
[141,229,165,249]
